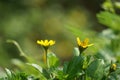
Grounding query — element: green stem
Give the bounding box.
[45,49,49,68]
[6,40,29,60]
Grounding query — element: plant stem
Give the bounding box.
[45,49,49,68]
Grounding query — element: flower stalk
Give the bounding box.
[37,39,55,67]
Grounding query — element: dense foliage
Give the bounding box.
[1,0,120,80]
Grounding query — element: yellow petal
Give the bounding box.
[88,44,94,47]
[84,38,89,45]
[77,37,81,45]
[40,40,44,45]
[49,40,55,46]
[37,40,41,44]
[44,40,48,44]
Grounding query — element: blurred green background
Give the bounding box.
[0,0,105,68]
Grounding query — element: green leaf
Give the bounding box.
[47,52,59,68]
[3,69,29,80]
[63,56,85,79]
[82,55,93,69]
[27,63,43,73]
[102,0,115,13]
[97,11,120,31]
[5,68,12,78]
[115,2,120,9]
[86,59,105,80]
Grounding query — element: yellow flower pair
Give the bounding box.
[37,37,93,55]
[37,37,93,48]
[37,37,93,64]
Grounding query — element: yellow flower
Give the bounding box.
[37,39,55,66]
[77,37,93,48]
[112,64,117,70]
[76,37,93,54]
[37,40,55,47]
[110,64,117,72]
